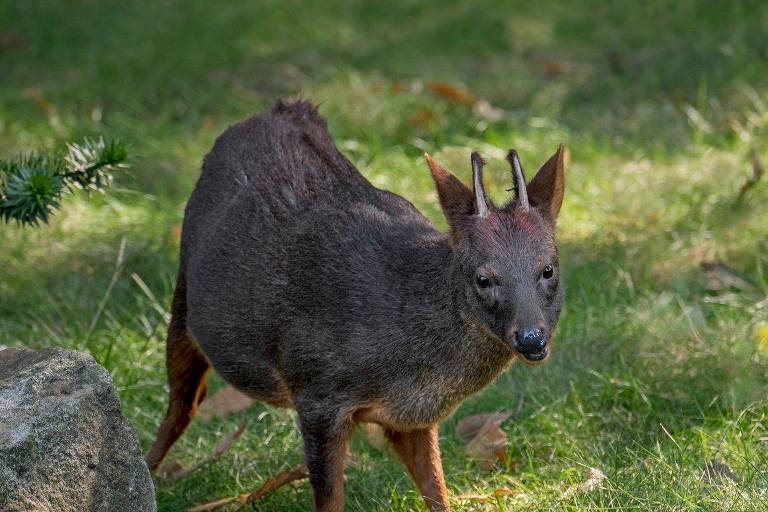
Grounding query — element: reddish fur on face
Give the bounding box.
[468,208,552,259]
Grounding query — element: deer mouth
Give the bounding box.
[520,346,548,363]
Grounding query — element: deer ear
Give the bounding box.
[528,144,566,223]
[425,153,474,238]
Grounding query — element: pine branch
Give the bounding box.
[0,137,128,226]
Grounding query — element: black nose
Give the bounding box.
[514,328,547,355]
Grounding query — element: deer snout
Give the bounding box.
[510,327,549,362]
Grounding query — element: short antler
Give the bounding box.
[470,152,489,217]
[506,149,529,211]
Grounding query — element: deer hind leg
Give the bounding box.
[385,425,451,511]
[145,276,211,472]
[297,404,353,512]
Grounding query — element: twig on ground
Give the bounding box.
[161,418,248,482]
[235,464,309,511]
[186,464,309,512]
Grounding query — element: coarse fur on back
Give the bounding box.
[146,100,567,511]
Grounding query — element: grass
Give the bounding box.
[2,0,768,510]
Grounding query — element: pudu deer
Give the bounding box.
[146,100,566,511]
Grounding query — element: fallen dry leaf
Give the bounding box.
[187,464,309,512]
[391,80,409,94]
[560,467,607,499]
[160,418,248,481]
[409,108,439,129]
[0,32,27,52]
[458,411,512,470]
[701,460,739,485]
[529,57,571,78]
[424,81,506,122]
[426,81,478,106]
[701,261,756,295]
[456,411,512,443]
[198,386,255,421]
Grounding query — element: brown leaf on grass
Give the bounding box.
[0,32,27,52]
[391,80,409,94]
[426,81,478,106]
[701,460,739,485]
[529,57,571,78]
[560,467,607,499]
[701,261,756,294]
[410,108,439,129]
[456,411,512,443]
[197,386,255,421]
[424,81,506,122]
[458,411,513,470]
[737,148,764,200]
[187,464,309,512]
[160,418,248,481]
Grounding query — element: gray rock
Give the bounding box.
[0,347,156,512]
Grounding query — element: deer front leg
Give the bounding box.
[385,424,451,511]
[297,405,352,512]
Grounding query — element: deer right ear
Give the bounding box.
[425,153,475,242]
[527,144,566,223]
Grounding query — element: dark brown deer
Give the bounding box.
[145,100,566,511]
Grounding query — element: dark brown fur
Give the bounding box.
[146,100,566,511]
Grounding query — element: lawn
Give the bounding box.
[2,1,768,510]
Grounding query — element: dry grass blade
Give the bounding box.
[737,148,764,199]
[457,487,519,503]
[86,237,127,339]
[187,465,309,512]
[198,386,255,421]
[131,272,171,323]
[161,418,248,481]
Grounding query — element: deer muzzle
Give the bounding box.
[512,327,548,362]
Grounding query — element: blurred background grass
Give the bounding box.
[1,1,768,510]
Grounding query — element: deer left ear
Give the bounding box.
[528,144,566,223]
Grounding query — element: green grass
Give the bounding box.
[2,1,768,510]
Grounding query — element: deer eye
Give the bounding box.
[475,274,492,288]
[542,265,554,279]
